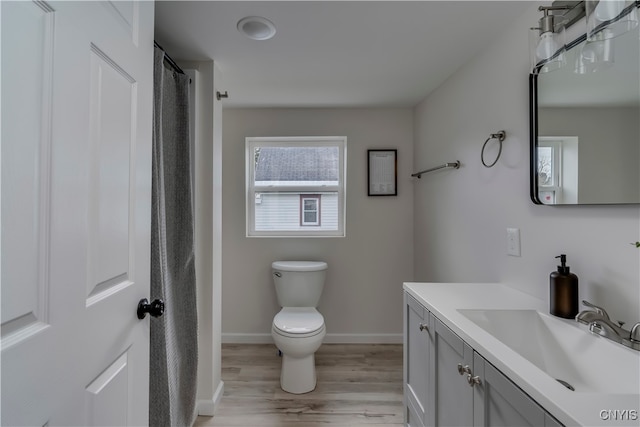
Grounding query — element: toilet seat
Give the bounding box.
[273,307,325,338]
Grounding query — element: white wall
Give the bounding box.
[181,60,224,415]
[222,108,414,342]
[413,5,640,324]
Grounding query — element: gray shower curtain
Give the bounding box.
[150,46,198,427]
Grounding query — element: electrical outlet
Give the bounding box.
[507,228,521,257]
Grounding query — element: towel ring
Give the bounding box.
[481,130,506,168]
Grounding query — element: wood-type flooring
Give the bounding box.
[195,343,404,427]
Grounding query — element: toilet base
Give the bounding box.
[280,353,317,394]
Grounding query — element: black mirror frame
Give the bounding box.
[529,73,542,205]
[529,30,640,206]
[529,35,587,205]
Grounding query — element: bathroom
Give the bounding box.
[156,0,640,424]
[155,0,640,420]
[2,0,638,425]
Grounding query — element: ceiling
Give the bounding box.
[154,1,533,108]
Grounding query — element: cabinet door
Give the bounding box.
[432,318,474,427]
[473,352,545,426]
[404,294,430,427]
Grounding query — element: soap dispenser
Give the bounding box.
[550,254,579,319]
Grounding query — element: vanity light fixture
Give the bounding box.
[237,16,276,40]
[530,1,640,74]
[575,37,615,73]
[530,5,569,73]
[585,0,638,41]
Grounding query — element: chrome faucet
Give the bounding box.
[578,300,611,320]
[576,300,640,351]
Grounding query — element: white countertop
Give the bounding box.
[403,282,640,427]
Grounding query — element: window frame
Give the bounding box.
[537,142,561,204]
[245,136,347,237]
[300,194,321,226]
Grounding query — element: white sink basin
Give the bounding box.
[458,309,640,394]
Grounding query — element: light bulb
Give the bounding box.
[594,0,624,21]
[536,32,559,60]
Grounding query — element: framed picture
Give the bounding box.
[368,149,397,196]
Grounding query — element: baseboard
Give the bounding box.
[196,380,224,417]
[222,333,273,344]
[222,333,402,344]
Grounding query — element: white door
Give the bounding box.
[1,1,154,425]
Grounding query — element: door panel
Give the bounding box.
[85,351,131,426]
[473,352,545,427]
[433,319,474,427]
[103,1,139,43]
[1,2,154,425]
[1,0,54,351]
[86,45,136,305]
[406,294,429,425]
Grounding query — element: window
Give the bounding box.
[300,195,320,226]
[537,144,560,204]
[537,137,579,204]
[246,136,346,237]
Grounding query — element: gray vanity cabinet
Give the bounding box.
[404,294,474,427]
[404,291,565,427]
[472,352,563,426]
[472,352,544,426]
[404,293,431,426]
[432,318,474,426]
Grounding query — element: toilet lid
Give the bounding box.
[272,261,327,272]
[273,307,324,334]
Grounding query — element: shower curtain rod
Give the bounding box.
[154,41,185,75]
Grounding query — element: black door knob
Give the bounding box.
[137,298,165,319]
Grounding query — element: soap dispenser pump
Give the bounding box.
[550,254,579,319]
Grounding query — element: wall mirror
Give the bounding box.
[530,24,639,205]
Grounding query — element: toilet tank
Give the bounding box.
[272,261,327,307]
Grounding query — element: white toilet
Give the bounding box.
[271,260,327,394]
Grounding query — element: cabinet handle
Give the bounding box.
[419,323,429,331]
[467,374,482,387]
[457,363,472,376]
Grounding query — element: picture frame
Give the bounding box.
[368,149,397,196]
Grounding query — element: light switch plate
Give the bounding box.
[507,228,521,257]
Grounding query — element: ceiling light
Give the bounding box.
[237,16,276,41]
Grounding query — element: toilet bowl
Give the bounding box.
[271,261,327,394]
[272,307,326,393]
